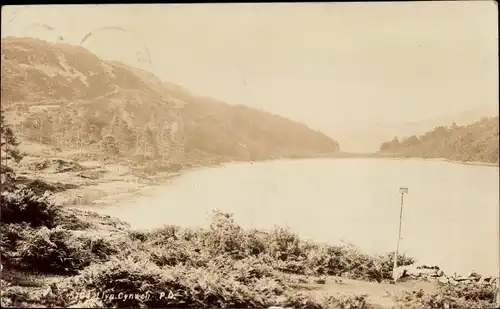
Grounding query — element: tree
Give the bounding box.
[1,108,22,165]
[390,136,400,149]
[403,135,421,147]
[102,135,121,161]
[379,141,392,152]
[1,108,23,190]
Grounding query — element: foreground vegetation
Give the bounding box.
[1,184,498,308]
[379,117,499,164]
[0,186,388,308]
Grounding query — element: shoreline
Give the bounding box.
[327,152,499,168]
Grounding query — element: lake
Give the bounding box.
[96,158,499,277]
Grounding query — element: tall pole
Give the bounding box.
[393,188,407,281]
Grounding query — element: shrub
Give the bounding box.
[147,240,192,267]
[215,255,277,285]
[0,165,17,192]
[204,210,246,258]
[266,226,303,262]
[303,244,375,279]
[10,226,93,275]
[0,187,100,241]
[241,229,268,256]
[324,294,378,309]
[275,293,378,309]
[0,223,29,265]
[23,179,78,195]
[128,230,149,242]
[376,251,416,281]
[77,210,130,231]
[78,234,122,261]
[0,188,60,228]
[394,282,498,309]
[24,179,59,195]
[53,208,93,230]
[52,256,348,309]
[0,280,30,308]
[146,225,181,245]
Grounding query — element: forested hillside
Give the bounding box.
[1,36,340,166]
[379,117,499,164]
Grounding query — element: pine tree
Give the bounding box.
[102,135,121,161]
[1,108,22,164]
[1,108,23,189]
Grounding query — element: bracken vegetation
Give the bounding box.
[2,191,497,308]
[393,283,498,309]
[379,117,499,164]
[0,168,407,308]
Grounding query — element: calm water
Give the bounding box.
[98,158,499,277]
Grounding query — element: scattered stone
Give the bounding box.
[392,263,498,286]
[468,272,481,281]
[398,263,442,280]
[417,265,440,270]
[449,279,459,285]
[393,266,408,281]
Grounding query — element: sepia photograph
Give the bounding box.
[0,2,499,308]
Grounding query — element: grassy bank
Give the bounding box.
[1,185,498,309]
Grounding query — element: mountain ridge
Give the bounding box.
[1,36,340,166]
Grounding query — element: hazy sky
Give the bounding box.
[2,2,498,150]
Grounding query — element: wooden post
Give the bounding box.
[393,187,408,282]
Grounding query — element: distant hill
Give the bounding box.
[326,106,498,153]
[378,117,499,164]
[1,37,340,165]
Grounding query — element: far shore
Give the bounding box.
[325,152,499,168]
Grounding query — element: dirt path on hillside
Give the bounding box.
[295,276,438,308]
